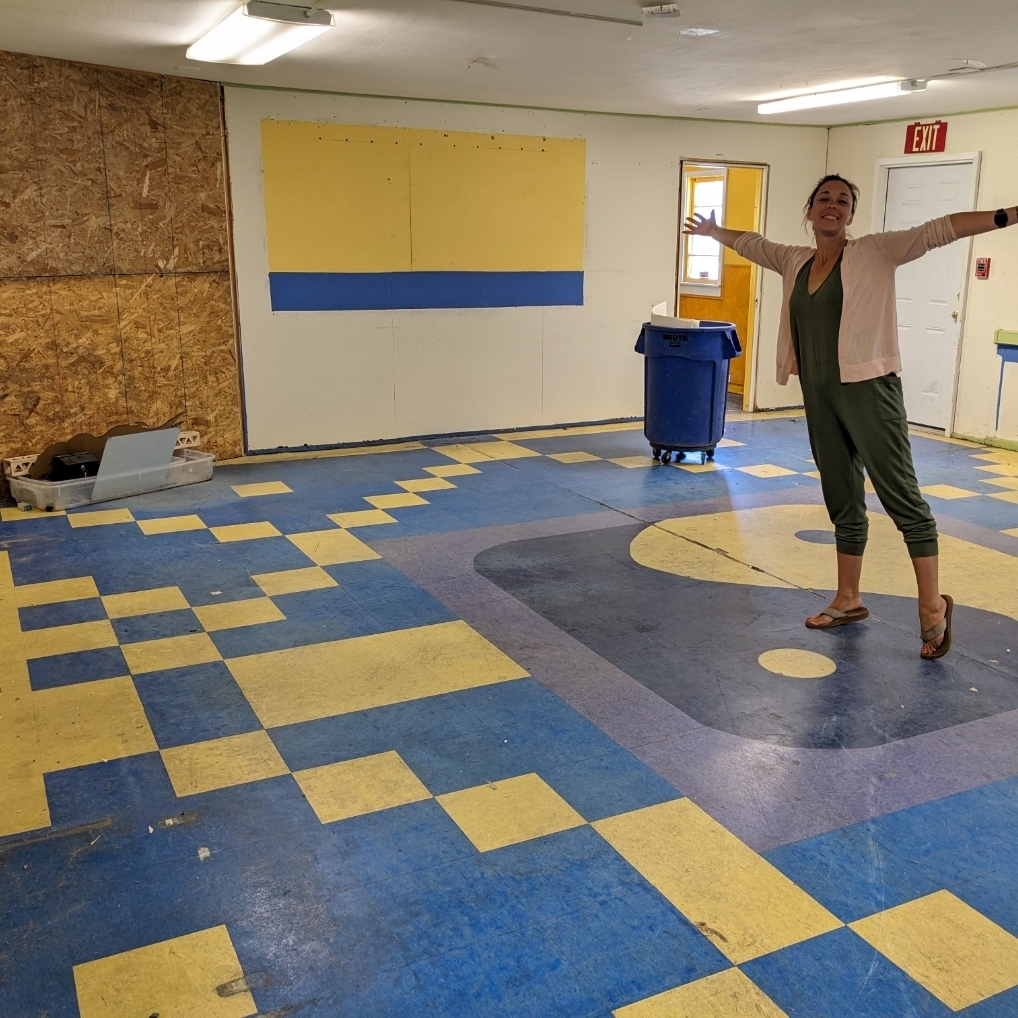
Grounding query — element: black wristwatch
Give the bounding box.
[994,208,1012,228]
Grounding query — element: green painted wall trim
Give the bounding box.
[953,432,1018,452]
[832,102,1018,130]
[224,80,1018,132]
[222,80,823,130]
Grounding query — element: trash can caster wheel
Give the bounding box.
[707,448,715,460]
[676,451,685,461]
[700,451,708,464]
[661,451,672,464]
[651,446,661,461]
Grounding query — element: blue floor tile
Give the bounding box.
[18,597,107,631]
[28,646,130,690]
[133,661,264,748]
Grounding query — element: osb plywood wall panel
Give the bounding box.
[0,50,243,493]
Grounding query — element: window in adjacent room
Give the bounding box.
[682,171,725,288]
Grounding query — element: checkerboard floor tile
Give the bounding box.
[3,416,1018,1017]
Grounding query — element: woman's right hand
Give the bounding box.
[683,211,718,237]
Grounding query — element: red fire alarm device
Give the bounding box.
[905,120,948,154]
[975,257,991,279]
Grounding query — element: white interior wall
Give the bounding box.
[225,86,826,451]
[827,109,1018,445]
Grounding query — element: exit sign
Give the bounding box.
[905,120,948,154]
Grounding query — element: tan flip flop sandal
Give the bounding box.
[920,594,953,660]
[805,604,870,629]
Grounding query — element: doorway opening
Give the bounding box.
[873,153,980,431]
[675,161,767,412]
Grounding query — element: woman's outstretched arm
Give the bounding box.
[950,206,1018,238]
[682,211,747,248]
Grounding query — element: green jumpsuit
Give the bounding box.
[789,255,938,559]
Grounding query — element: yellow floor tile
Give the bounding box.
[547,451,602,463]
[101,585,189,619]
[920,484,981,500]
[67,508,135,527]
[0,763,50,838]
[716,438,745,447]
[498,421,644,440]
[432,444,494,463]
[210,521,282,542]
[434,441,539,463]
[676,461,728,473]
[363,492,429,509]
[466,440,540,460]
[328,509,397,528]
[436,773,585,852]
[850,890,1018,1011]
[73,924,255,1018]
[136,514,207,535]
[252,566,337,597]
[971,450,1018,465]
[593,799,841,964]
[20,619,118,660]
[227,620,528,728]
[424,463,482,477]
[976,463,1018,476]
[121,632,221,675]
[231,480,293,497]
[804,470,822,480]
[193,597,285,632]
[14,575,98,608]
[864,477,877,494]
[293,750,431,823]
[34,676,158,772]
[980,475,1018,490]
[1004,527,1018,538]
[608,456,658,469]
[613,967,788,1017]
[0,506,66,522]
[161,730,289,797]
[736,464,798,478]
[287,528,381,565]
[396,476,457,492]
[989,490,1018,504]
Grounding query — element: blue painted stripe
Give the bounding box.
[268,271,584,311]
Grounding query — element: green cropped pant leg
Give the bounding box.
[790,253,938,560]
[803,375,939,559]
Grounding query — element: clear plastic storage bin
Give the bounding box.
[9,448,214,512]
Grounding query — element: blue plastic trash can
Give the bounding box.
[634,319,742,463]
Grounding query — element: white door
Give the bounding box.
[882,161,974,429]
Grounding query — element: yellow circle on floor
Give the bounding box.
[758,648,836,679]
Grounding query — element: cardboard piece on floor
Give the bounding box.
[91,428,180,502]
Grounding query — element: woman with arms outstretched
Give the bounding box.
[685,175,1016,658]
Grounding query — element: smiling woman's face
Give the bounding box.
[807,180,855,238]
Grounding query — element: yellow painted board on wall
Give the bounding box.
[261,120,412,274]
[261,121,585,274]
[408,130,585,272]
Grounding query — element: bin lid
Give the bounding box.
[636,322,741,360]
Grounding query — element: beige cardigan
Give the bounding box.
[732,216,959,384]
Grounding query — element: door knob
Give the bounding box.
[951,311,959,320]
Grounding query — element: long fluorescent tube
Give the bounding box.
[758,79,926,115]
[187,2,334,65]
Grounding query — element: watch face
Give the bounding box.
[995,209,1009,228]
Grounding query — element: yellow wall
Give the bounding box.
[680,165,763,397]
[260,120,586,274]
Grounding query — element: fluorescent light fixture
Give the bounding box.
[186,2,333,65]
[758,78,926,115]
[643,4,680,18]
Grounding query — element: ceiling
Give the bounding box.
[2,0,1017,125]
